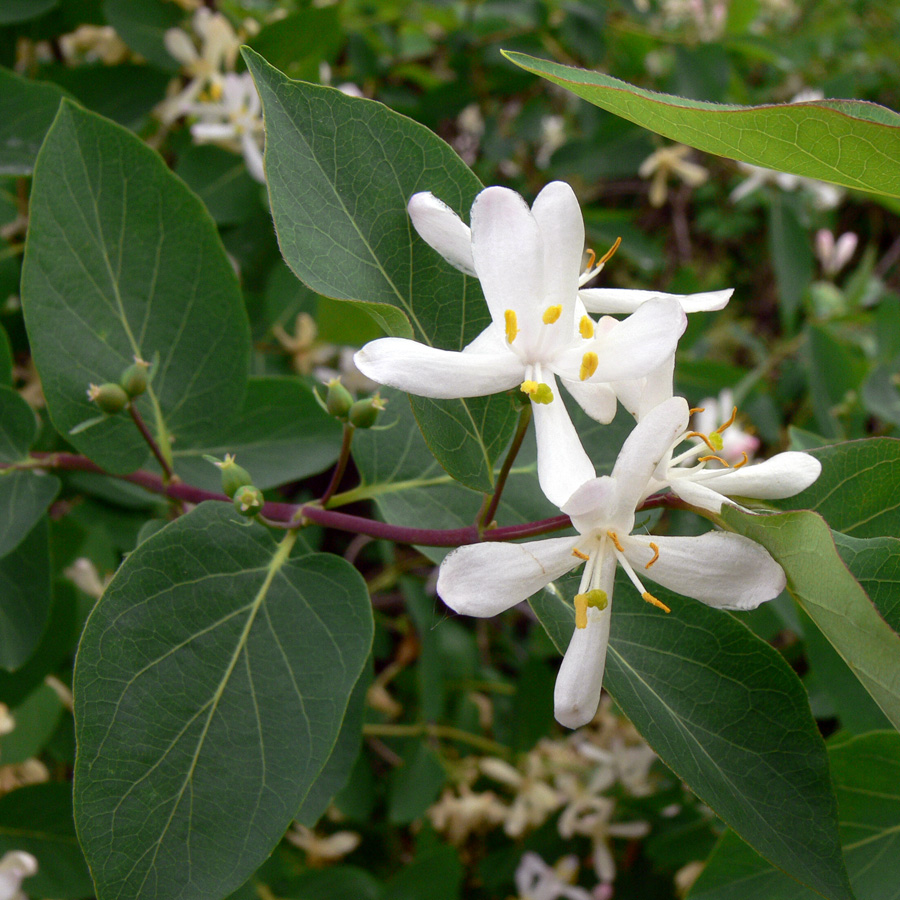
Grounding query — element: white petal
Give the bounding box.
[437,536,580,617]
[579,287,732,314]
[561,475,616,526]
[191,122,237,142]
[531,181,583,322]
[699,452,822,500]
[625,532,786,610]
[353,337,523,398]
[531,375,596,506]
[613,353,675,421]
[554,604,611,729]
[668,477,728,513]
[407,192,476,276]
[164,28,198,66]
[560,377,617,423]
[611,396,690,517]
[241,132,265,183]
[470,186,544,332]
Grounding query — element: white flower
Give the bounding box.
[188,73,265,182]
[815,229,858,276]
[515,852,593,900]
[354,182,687,505]
[693,389,760,464]
[437,397,787,729]
[646,400,821,514]
[0,851,38,900]
[158,8,240,124]
[638,144,709,207]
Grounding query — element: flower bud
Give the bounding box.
[87,382,129,415]
[325,378,354,420]
[120,359,150,398]
[348,394,387,429]
[233,484,264,517]
[213,454,254,499]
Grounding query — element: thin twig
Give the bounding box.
[481,403,532,530]
[128,403,175,482]
[318,423,354,507]
[363,722,510,757]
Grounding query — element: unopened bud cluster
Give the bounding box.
[320,378,387,429]
[86,357,151,415]
[208,454,264,518]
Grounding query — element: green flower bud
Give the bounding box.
[348,393,387,429]
[325,378,354,420]
[87,382,129,415]
[233,484,264,517]
[120,359,150,398]
[213,454,254,499]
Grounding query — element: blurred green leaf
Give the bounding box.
[0,681,62,764]
[21,101,251,474]
[381,845,463,900]
[102,0,182,72]
[768,195,813,333]
[0,65,67,176]
[689,731,900,900]
[502,51,900,197]
[74,503,373,900]
[722,506,900,731]
[388,742,446,825]
[247,6,343,80]
[244,49,516,492]
[0,0,58,25]
[805,326,867,439]
[175,144,262,226]
[0,324,10,386]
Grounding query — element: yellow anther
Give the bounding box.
[734,451,749,469]
[580,351,599,381]
[698,454,731,467]
[579,315,595,339]
[685,430,716,451]
[520,380,538,396]
[574,593,588,629]
[584,249,597,272]
[543,305,562,324]
[642,591,670,613]
[714,406,738,434]
[209,81,223,101]
[597,236,622,266]
[606,530,624,553]
[689,406,706,415]
[504,309,518,343]
[709,432,724,451]
[572,548,590,561]
[645,542,659,569]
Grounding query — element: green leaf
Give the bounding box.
[0,782,93,900]
[175,144,262,226]
[74,502,373,900]
[0,518,52,670]
[382,846,463,900]
[833,532,900,631]
[0,681,63,764]
[0,66,67,176]
[722,506,900,731]
[247,7,343,80]
[780,438,900,537]
[0,383,39,461]
[767,195,812,333]
[805,326,868,440]
[530,574,852,900]
[102,0,182,72]
[21,100,251,474]
[501,51,900,198]
[172,376,343,492]
[0,324,11,386]
[689,731,900,900]
[243,49,514,492]
[0,0,58,25]
[388,742,446,825]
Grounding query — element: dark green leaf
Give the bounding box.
[175,144,262,226]
[0,384,38,461]
[0,469,59,560]
[0,0,58,25]
[74,502,373,900]
[805,326,867,440]
[530,573,852,900]
[502,52,900,198]
[244,49,514,491]
[0,65,67,176]
[0,783,94,900]
[0,324,11,386]
[767,196,812,332]
[0,681,63,764]
[382,845,462,900]
[21,101,251,474]
[279,867,380,900]
[689,731,900,900]
[247,7,343,80]
[833,532,900,631]
[102,0,182,72]
[722,506,900,730]
[388,742,446,825]
[780,438,900,537]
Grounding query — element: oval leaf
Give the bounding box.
[502,51,900,198]
[74,503,373,900]
[21,101,251,474]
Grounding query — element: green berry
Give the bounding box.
[325,378,354,420]
[215,454,254,499]
[120,361,149,398]
[348,394,387,429]
[87,382,129,415]
[233,484,264,517]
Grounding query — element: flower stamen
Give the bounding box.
[698,454,731,467]
[714,406,738,434]
[572,548,590,561]
[685,430,716,451]
[597,236,622,266]
[689,406,706,415]
[542,305,562,324]
[645,542,659,569]
[606,530,625,553]
[733,451,749,469]
[579,351,599,381]
[579,316,595,339]
[504,309,518,343]
[642,591,671,613]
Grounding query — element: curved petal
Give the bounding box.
[560,377,617,423]
[437,536,580,617]
[698,452,822,500]
[470,187,544,339]
[191,122,238,142]
[668,477,729,513]
[531,181,583,325]
[611,397,690,517]
[556,299,686,383]
[554,604,611,729]
[407,192,476,276]
[625,532,786,610]
[613,353,675,422]
[561,475,616,527]
[354,337,523,399]
[531,375,596,506]
[579,287,732,314]
[164,28,199,66]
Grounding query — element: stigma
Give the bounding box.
[574,589,609,628]
[520,380,554,404]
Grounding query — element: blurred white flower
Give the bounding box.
[285,824,360,865]
[693,389,760,464]
[815,229,858,276]
[480,756,562,837]
[428,785,507,844]
[515,852,593,900]
[638,144,708,207]
[0,851,37,900]
[59,25,129,65]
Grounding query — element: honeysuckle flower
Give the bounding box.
[693,389,759,464]
[645,399,821,513]
[514,852,593,900]
[437,397,787,728]
[816,229,858,276]
[187,72,265,182]
[158,8,239,124]
[0,851,37,900]
[59,25,130,65]
[285,824,361,865]
[354,182,687,505]
[638,143,709,207]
